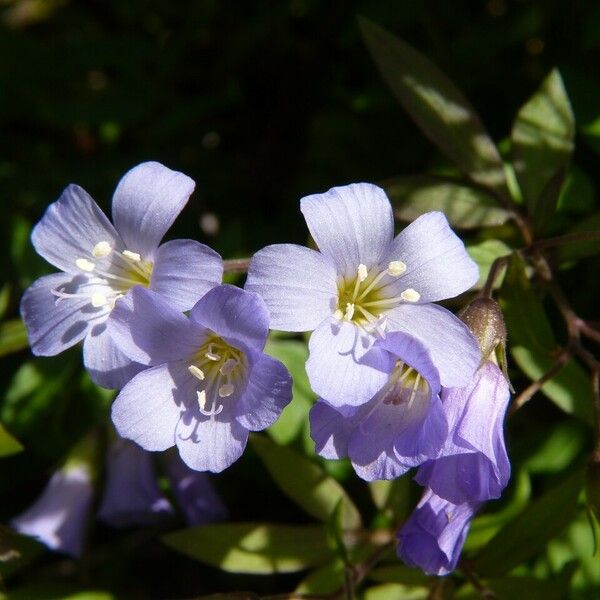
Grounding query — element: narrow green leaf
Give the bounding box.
[474,468,584,576]
[467,239,512,290]
[264,339,314,444]
[0,319,29,357]
[359,18,508,196]
[162,523,333,574]
[385,176,510,229]
[0,422,23,457]
[250,435,361,529]
[364,583,428,600]
[511,69,575,226]
[500,255,593,422]
[295,560,345,594]
[558,212,600,262]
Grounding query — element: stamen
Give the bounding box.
[387,261,406,276]
[92,241,112,258]
[344,303,355,320]
[76,258,95,272]
[400,288,421,303]
[219,358,238,376]
[333,309,344,320]
[197,390,224,417]
[197,390,206,409]
[357,264,368,282]
[218,383,235,397]
[122,250,141,262]
[188,365,205,380]
[91,292,107,307]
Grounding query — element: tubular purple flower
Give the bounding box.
[11,464,93,557]
[245,183,481,406]
[165,453,228,525]
[310,332,448,480]
[97,438,173,528]
[20,162,223,389]
[108,284,293,473]
[397,488,480,576]
[415,361,511,504]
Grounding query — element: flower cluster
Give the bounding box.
[18,163,511,575]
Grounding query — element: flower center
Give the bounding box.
[51,240,153,309]
[334,261,420,331]
[187,335,247,417]
[380,360,430,409]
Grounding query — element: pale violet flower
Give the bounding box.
[246,183,480,406]
[11,464,93,557]
[21,161,223,388]
[108,285,293,472]
[397,488,480,576]
[310,332,447,480]
[415,361,511,504]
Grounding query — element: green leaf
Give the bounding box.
[0,422,22,457]
[364,583,428,600]
[500,255,593,423]
[467,239,512,290]
[0,319,29,357]
[369,475,412,521]
[250,435,361,529]
[264,339,314,444]
[295,560,345,594]
[474,468,584,576]
[558,212,600,262]
[385,176,510,229]
[511,69,575,227]
[359,18,508,196]
[162,523,333,574]
[369,564,431,586]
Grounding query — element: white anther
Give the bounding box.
[91,292,107,307]
[357,263,368,282]
[333,309,344,320]
[400,288,421,303]
[76,258,95,272]
[344,303,355,320]
[218,383,235,398]
[197,390,207,409]
[219,358,237,376]
[205,351,220,361]
[122,250,141,262]
[387,261,407,277]
[92,241,112,258]
[188,365,205,380]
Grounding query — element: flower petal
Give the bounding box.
[31,184,121,274]
[306,318,393,407]
[150,239,223,311]
[300,183,394,278]
[112,162,195,259]
[20,273,108,356]
[108,287,204,366]
[386,303,480,389]
[309,400,357,460]
[235,352,292,431]
[83,324,146,389]
[245,244,338,331]
[111,362,190,451]
[190,285,269,353]
[382,211,479,302]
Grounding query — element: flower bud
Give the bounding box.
[458,298,506,361]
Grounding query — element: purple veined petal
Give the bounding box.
[111,361,192,451]
[98,438,173,528]
[309,400,359,460]
[397,489,480,576]
[31,184,122,275]
[386,303,481,389]
[381,212,479,303]
[235,351,292,431]
[111,162,195,259]
[20,273,109,356]
[245,244,338,332]
[108,286,205,366]
[306,318,393,407]
[83,323,146,389]
[300,183,394,279]
[150,239,223,312]
[175,399,249,473]
[190,285,269,353]
[11,465,93,557]
[165,453,229,525]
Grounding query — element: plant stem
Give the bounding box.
[223,258,251,273]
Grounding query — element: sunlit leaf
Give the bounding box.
[474,468,584,576]
[359,18,508,196]
[295,560,345,594]
[511,69,575,228]
[162,523,333,574]
[369,475,412,522]
[250,435,361,529]
[0,422,22,457]
[500,255,593,423]
[363,583,428,600]
[467,239,512,290]
[385,176,510,229]
[0,319,29,357]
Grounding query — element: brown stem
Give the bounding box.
[527,230,600,252]
[223,258,251,273]
[459,561,498,599]
[591,370,600,456]
[481,254,512,298]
